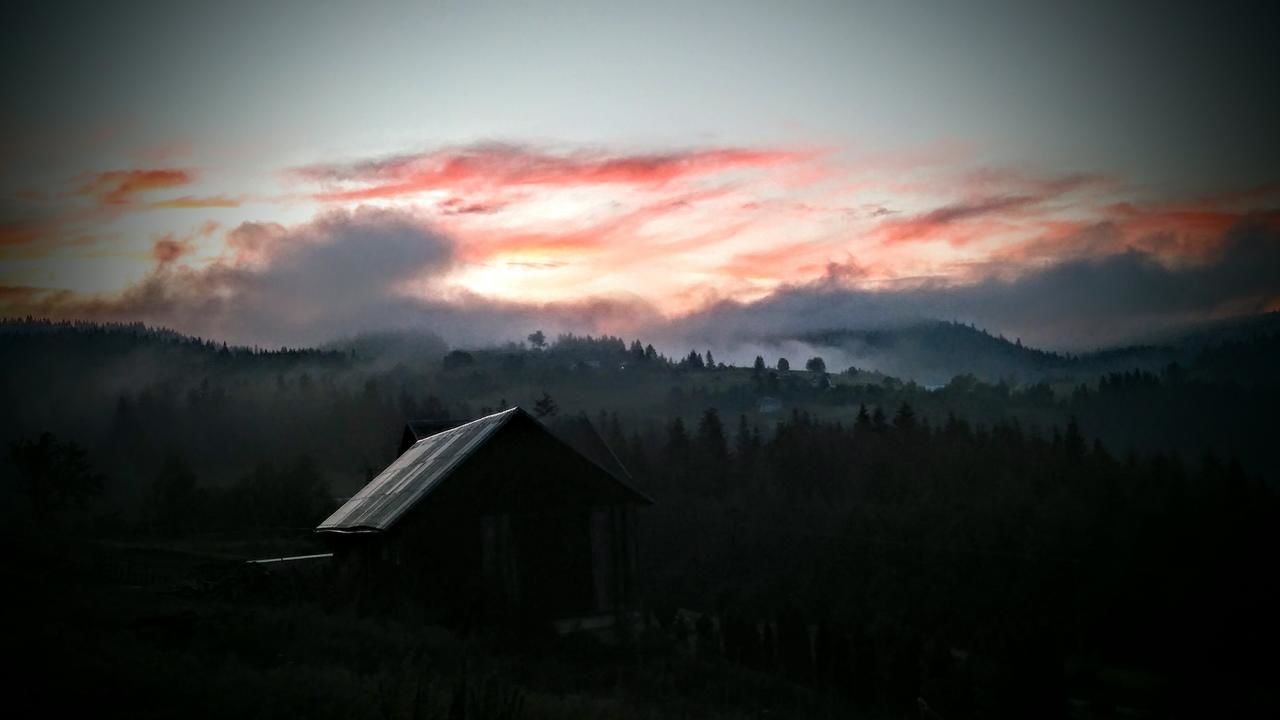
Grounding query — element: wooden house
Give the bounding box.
[317,407,652,632]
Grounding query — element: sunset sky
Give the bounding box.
[2,0,1278,349]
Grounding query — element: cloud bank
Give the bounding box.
[1,206,659,348]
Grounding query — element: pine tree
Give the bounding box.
[734,414,755,459]
[533,391,558,418]
[893,402,916,433]
[1064,416,1085,461]
[855,404,872,433]
[665,417,692,485]
[697,408,729,464]
[696,408,730,493]
[871,406,888,433]
[9,432,104,523]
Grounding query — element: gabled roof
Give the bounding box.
[546,414,633,483]
[317,407,650,534]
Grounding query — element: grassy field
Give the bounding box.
[11,531,867,720]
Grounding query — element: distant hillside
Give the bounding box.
[786,321,1167,386]
[772,313,1280,386]
[3,315,1279,494]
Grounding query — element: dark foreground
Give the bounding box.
[12,530,1273,720]
[12,532,872,720]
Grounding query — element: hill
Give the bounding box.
[769,313,1280,387]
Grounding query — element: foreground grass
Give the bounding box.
[10,533,863,720]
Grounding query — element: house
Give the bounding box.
[317,407,652,632]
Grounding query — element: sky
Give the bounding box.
[2,0,1278,351]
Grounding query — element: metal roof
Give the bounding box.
[317,407,518,532]
[317,407,652,534]
[399,419,460,456]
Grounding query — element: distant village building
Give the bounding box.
[317,407,652,633]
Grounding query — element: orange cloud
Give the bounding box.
[77,168,193,206]
[0,217,98,256]
[855,169,1123,252]
[1103,202,1239,254]
[721,241,821,280]
[298,144,814,202]
[148,194,241,209]
[874,196,1040,245]
[989,197,1280,269]
[0,220,44,247]
[0,285,44,302]
[151,234,195,265]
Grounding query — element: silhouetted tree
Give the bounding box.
[696,408,730,494]
[734,414,760,467]
[662,417,692,489]
[146,453,203,536]
[1064,416,1086,461]
[854,404,872,434]
[533,391,559,418]
[893,402,917,433]
[526,330,546,349]
[224,455,329,531]
[805,356,827,373]
[871,406,888,433]
[9,432,104,523]
[442,350,475,370]
[777,357,790,372]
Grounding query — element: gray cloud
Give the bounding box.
[113,207,456,346]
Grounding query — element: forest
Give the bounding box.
[4,317,1279,718]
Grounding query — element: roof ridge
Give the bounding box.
[407,406,520,447]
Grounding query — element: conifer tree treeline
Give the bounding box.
[613,403,1277,706]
